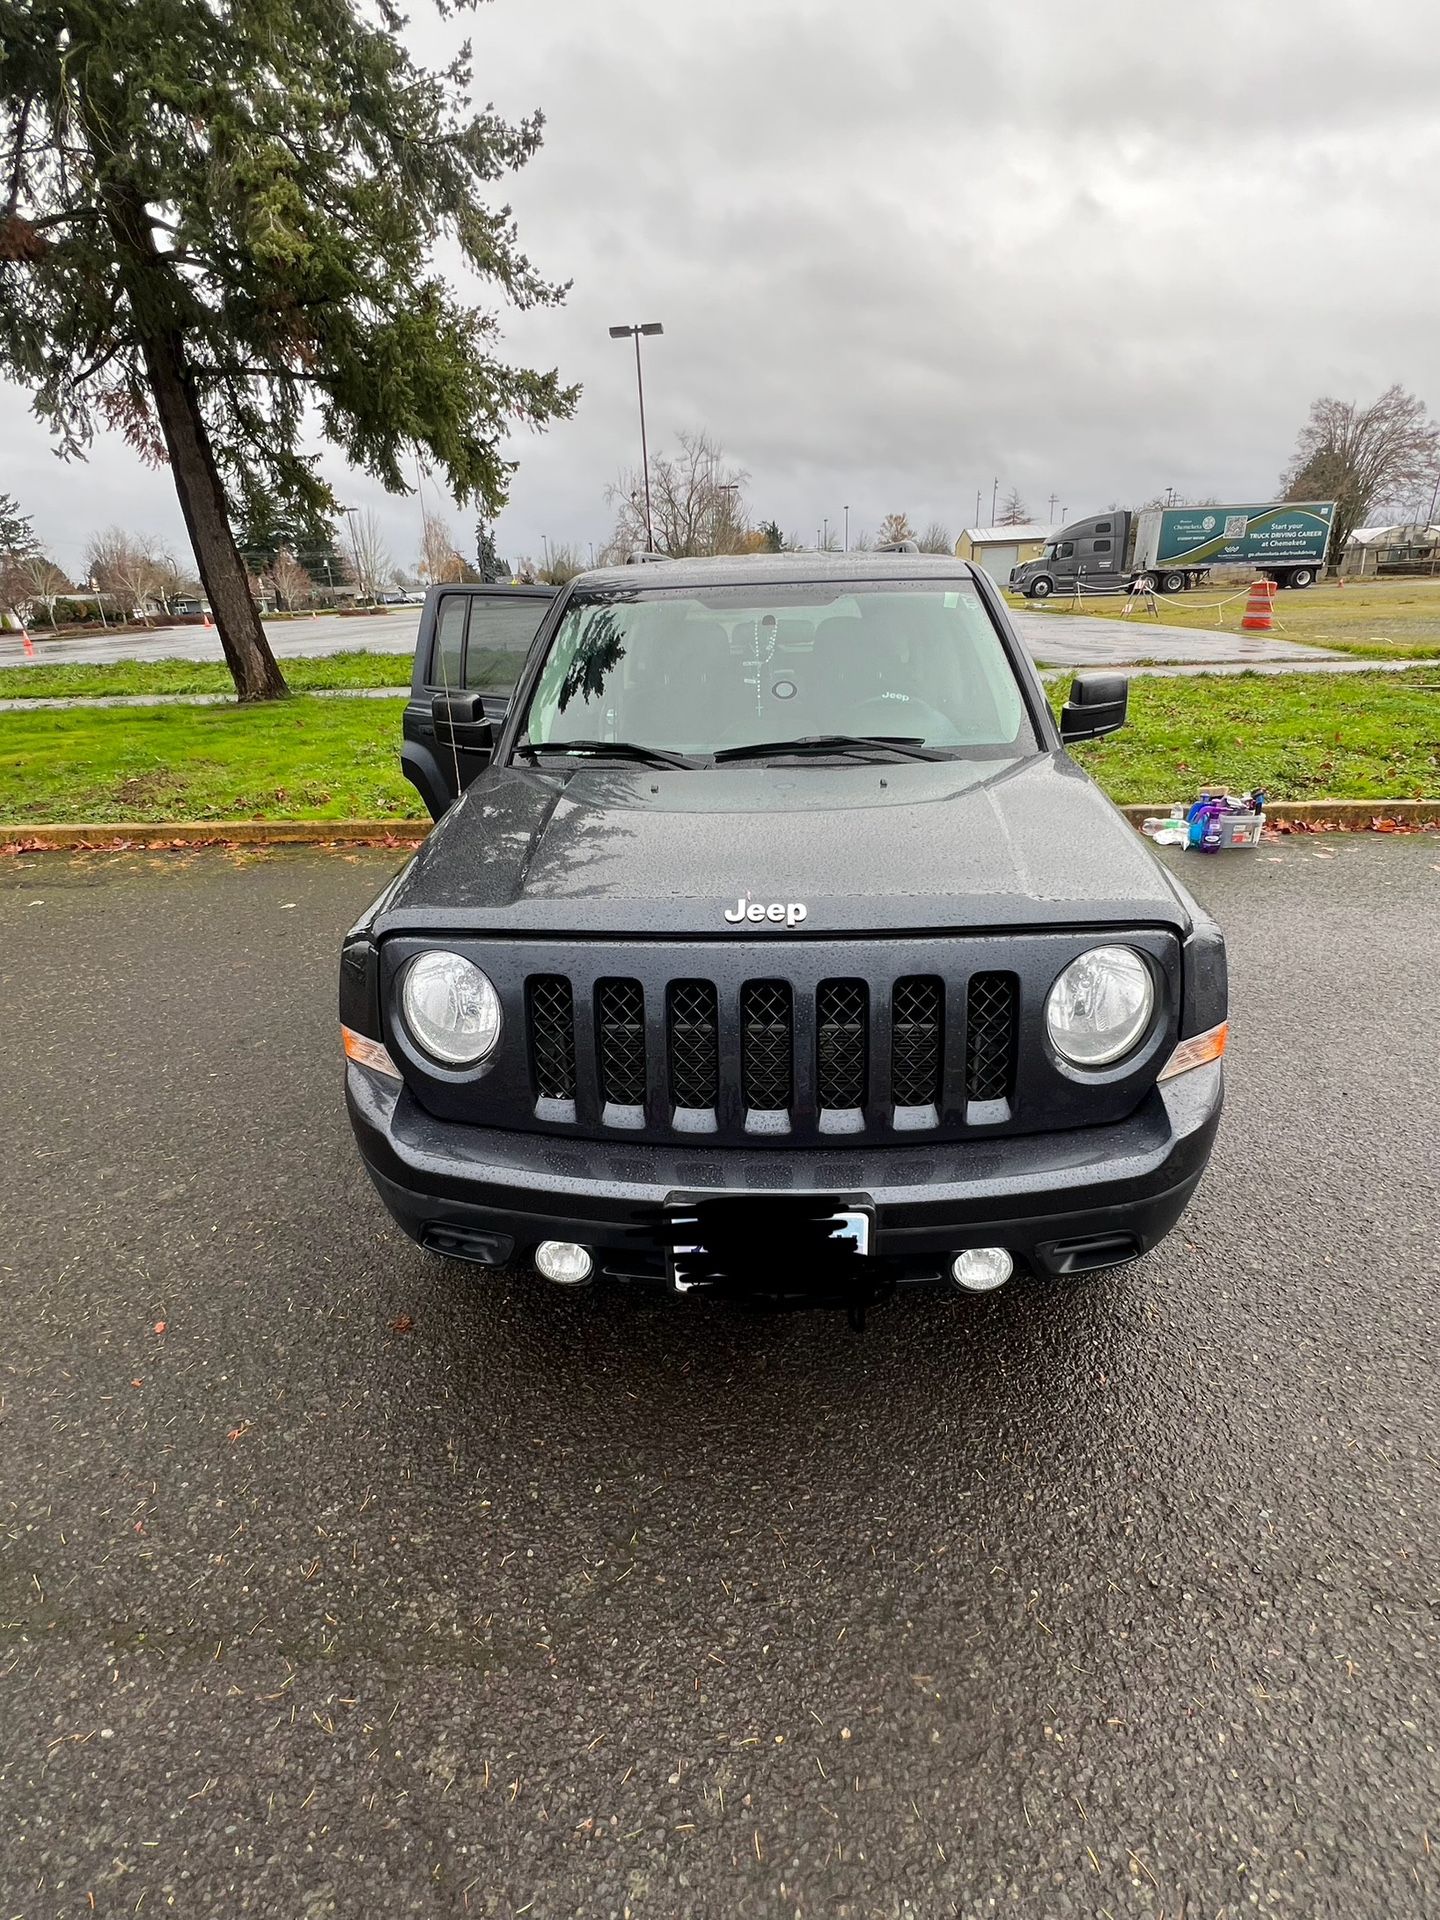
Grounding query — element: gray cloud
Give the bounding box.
[5,0,1440,576]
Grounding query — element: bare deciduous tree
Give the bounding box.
[878,513,915,546]
[998,489,1030,526]
[14,554,71,625]
[86,527,168,621]
[607,430,750,557]
[340,510,393,602]
[0,493,44,625]
[918,521,953,553]
[539,541,584,584]
[1282,384,1440,557]
[420,511,466,585]
[152,551,202,614]
[268,547,312,610]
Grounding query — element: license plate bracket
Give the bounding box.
[664,1194,873,1295]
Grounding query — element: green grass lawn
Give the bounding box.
[1,670,1437,825]
[0,695,417,823]
[1067,668,1440,803]
[1008,575,1440,660]
[0,648,413,701]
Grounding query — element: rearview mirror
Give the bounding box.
[431,691,494,755]
[1060,673,1128,742]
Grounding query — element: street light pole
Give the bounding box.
[609,322,663,552]
[340,505,365,603]
[843,505,849,552]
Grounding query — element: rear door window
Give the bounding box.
[430,595,467,689]
[464,595,555,692]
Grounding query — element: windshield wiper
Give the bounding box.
[516,738,699,770]
[712,733,949,763]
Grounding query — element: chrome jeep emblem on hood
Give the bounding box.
[724,897,807,928]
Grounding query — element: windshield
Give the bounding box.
[517,581,1034,760]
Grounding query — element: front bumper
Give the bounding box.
[346,1060,1223,1288]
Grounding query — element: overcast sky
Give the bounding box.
[4,0,1439,576]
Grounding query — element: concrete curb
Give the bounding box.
[3,800,1439,855]
[0,819,429,852]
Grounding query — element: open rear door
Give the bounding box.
[402,585,558,818]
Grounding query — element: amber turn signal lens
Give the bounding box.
[1156,1020,1228,1082]
[341,1025,401,1079]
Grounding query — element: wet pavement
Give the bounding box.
[1007,606,1341,667]
[0,600,1355,680]
[1,841,1437,1918]
[0,606,421,668]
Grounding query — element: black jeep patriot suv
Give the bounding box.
[340,553,1226,1310]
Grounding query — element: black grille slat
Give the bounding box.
[817,980,867,1109]
[527,975,576,1099]
[668,980,718,1108]
[741,981,792,1111]
[597,978,647,1106]
[891,976,942,1107]
[966,972,1017,1102]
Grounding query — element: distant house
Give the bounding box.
[172,594,210,617]
[955,524,1057,587]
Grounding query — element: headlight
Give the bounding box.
[401,952,502,1065]
[1045,945,1154,1067]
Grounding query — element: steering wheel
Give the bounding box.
[847,692,952,737]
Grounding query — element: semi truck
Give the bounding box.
[1010,500,1337,599]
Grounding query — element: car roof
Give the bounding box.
[572,551,982,591]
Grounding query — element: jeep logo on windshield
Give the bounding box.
[724,898,807,928]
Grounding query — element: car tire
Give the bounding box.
[1028,577,1053,600]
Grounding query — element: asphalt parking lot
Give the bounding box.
[2,839,1437,1918]
[0,606,422,669]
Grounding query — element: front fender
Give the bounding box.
[400,741,452,821]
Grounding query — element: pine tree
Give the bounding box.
[1,1,577,698]
[475,521,505,583]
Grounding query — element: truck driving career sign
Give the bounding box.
[1148,502,1336,568]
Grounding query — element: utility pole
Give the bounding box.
[975,490,981,527]
[1047,492,1059,520]
[991,478,999,523]
[341,505,365,603]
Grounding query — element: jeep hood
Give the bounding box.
[374,755,1188,938]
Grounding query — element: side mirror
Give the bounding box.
[431,691,494,755]
[1060,673,1128,742]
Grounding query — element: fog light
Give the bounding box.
[950,1247,1013,1292]
[535,1240,594,1285]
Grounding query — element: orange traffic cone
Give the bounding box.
[21,625,36,658]
[1239,579,1276,632]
